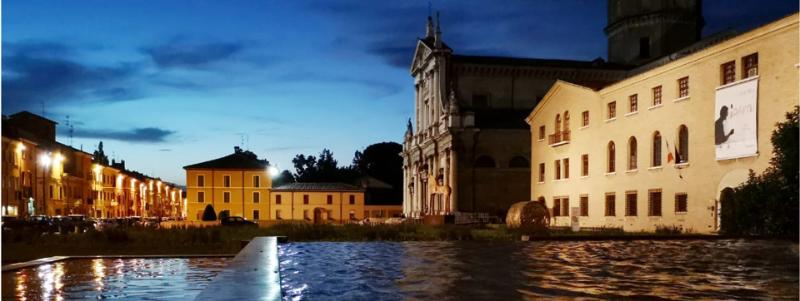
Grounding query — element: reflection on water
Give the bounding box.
[279,240,799,300]
[2,257,229,300]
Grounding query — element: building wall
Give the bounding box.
[270,191,364,222]
[185,169,271,221]
[529,15,799,233]
[364,205,403,219]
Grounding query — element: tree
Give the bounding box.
[353,142,403,190]
[92,141,110,165]
[721,106,798,238]
[272,170,295,187]
[201,204,217,221]
[292,154,318,182]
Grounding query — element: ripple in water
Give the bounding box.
[1,257,230,300]
[279,240,799,301]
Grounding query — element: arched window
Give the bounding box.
[475,155,496,168]
[555,114,561,133]
[563,111,570,132]
[607,141,616,173]
[678,125,689,163]
[509,156,530,168]
[628,137,637,170]
[652,131,662,167]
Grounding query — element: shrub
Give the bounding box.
[201,204,217,221]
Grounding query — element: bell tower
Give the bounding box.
[605,0,704,65]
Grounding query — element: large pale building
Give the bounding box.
[527,13,798,233]
[402,1,705,221]
[270,183,365,223]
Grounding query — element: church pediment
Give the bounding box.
[410,39,434,75]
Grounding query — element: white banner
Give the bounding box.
[715,77,758,160]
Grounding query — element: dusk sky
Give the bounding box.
[4,0,797,185]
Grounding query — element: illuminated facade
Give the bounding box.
[271,183,365,223]
[527,14,798,233]
[1,111,182,218]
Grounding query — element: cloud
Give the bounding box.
[276,72,401,98]
[159,148,172,152]
[2,41,143,113]
[142,37,245,69]
[68,127,176,143]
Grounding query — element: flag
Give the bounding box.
[674,144,682,164]
[666,140,674,163]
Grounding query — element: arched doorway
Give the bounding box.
[716,169,750,232]
[719,187,735,233]
[313,207,328,225]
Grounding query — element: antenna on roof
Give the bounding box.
[41,101,46,117]
[65,115,74,147]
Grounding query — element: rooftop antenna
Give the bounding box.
[41,101,46,117]
[65,115,74,147]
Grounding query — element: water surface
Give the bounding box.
[2,257,229,300]
[279,240,798,300]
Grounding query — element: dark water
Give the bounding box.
[1,257,229,300]
[279,240,799,300]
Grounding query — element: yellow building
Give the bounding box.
[271,183,365,223]
[184,147,271,221]
[526,14,798,233]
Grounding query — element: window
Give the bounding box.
[253,175,260,188]
[607,141,616,173]
[652,86,662,106]
[276,210,282,220]
[253,210,260,220]
[223,191,230,203]
[628,137,637,170]
[553,198,561,217]
[349,195,356,205]
[652,131,662,167]
[303,210,310,220]
[538,163,545,182]
[742,53,758,78]
[198,191,205,203]
[555,114,562,133]
[562,158,570,179]
[197,175,205,187]
[303,195,309,205]
[639,37,650,58]
[580,195,589,216]
[629,94,638,113]
[675,193,688,213]
[581,154,589,176]
[327,195,333,205]
[509,156,529,168]
[605,193,616,216]
[276,195,282,205]
[678,125,689,163]
[563,111,570,131]
[474,156,496,168]
[648,190,662,216]
[721,61,736,85]
[554,160,561,180]
[253,192,260,203]
[582,111,589,127]
[561,198,569,216]
[607,102,616,119]
[223,175,231,188]
[538,126,545,140]
[625,191,637,216]
[678,77,689,98]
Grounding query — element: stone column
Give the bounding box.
[450,149,458,213]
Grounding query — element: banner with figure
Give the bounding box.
[715,77,758,160]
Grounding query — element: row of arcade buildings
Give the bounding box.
[1,111,183,218]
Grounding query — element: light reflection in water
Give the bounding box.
[2,257,229,300]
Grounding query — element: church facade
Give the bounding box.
[402,1,706,220]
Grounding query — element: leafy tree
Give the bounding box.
[721,106,798,238]
[292,154,318,182]
[353,142,403,190]
[201,204,217,221]
[92,141,110,165]
[272,170,295,187]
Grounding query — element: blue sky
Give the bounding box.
[4,0,796,185]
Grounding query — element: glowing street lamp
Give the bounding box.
[267,166,279,177]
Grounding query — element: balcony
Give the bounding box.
[548,130,571,146]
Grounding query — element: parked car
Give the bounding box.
[220,216,257,227]
[1,216,26,232]
[66,214,95,232]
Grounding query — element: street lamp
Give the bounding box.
[267,166,279,177]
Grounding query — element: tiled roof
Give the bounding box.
[452,55,631,70]
[272,182,364,192]
[183,151,268,170]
